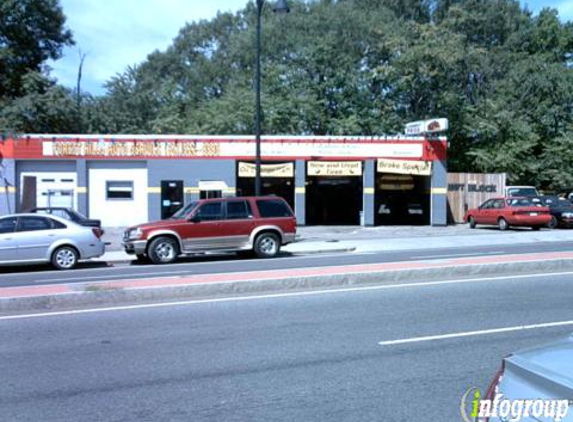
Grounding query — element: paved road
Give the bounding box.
[1,240,573,288]
[2,272,573,421]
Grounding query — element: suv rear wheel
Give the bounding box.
[148,236,179,264]
[254,232,280,258]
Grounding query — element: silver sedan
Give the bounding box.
[0,213,105,270]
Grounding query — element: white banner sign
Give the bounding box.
[377,159,433,176]
[238,162,294,178]
[307,161,362,176]
[43,140,424,159]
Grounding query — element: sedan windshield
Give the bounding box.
[170,201,198,219]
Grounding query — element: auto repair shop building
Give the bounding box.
[0,133,447,227]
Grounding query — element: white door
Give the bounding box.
[20,172,77,209]
[88,167,148,227]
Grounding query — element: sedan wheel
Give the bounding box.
[498,218,509,231]
[548,216,558,229]
[52,246,79,270]
[254,233,280,258]
[468,216,476,229]
[148,237,179,264]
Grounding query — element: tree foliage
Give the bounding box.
[2,0,573,189]
[0,0,73,99]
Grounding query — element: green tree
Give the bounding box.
[0,71,79,133]
[0,0,74,100]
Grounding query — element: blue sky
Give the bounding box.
[49,0,573,96]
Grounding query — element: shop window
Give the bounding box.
[106,181,134,200]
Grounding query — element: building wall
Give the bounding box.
[430,159,448,226]
[147,159,236,221]
[3,136,448,226]
[363,160,375,226]
[0,159,16,215]
[87,161,148,227]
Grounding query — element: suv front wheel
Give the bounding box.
[254,232,280,258]
[148,236,180,264]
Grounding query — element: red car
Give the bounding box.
[123,196,296,264]
[464,197,552,230]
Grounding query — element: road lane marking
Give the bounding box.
[2,271,573,321]
[411,251,505,259]
[378,320,573,346]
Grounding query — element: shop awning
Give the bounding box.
[198,181,229,191]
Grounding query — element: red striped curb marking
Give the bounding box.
[1,251,573,299]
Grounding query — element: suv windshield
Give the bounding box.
[507,198,536,207]
[507,188,537,197]
[170,201,198,219]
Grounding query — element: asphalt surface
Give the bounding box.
[2,272,573,421]
[1,240,573,288]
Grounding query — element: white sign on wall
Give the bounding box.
[238,162,294,178]
[405,118,449,135]
[42,140,425,159]
[307,161,362,176]
[377,159,433,176]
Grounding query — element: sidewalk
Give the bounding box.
[97,225,573,263]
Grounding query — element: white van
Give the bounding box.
[505,186,539,197]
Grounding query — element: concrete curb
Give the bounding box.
[2,257,573,314]
[95,247,357,264]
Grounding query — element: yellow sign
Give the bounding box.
[307,161,362,176]
[377,159,432,176]
[238,162,294,178]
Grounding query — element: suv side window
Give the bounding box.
[0,217,17,234]
[226,200,252,220]
[195,202,223,221]
[256,199,293,218]
[17,216,54,232]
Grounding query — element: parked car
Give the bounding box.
[0,213,105,269]
[27,207,103,232]
[504,186,539,197]
[532,196,573,229]
[481,334,573,422]
[123,196,297,264]
[464,197,552,230]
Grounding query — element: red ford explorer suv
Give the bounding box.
[123,196,297,264]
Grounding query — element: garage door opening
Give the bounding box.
[374,173,430,225]
[305,161,363,226]
[235,162,295,210]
